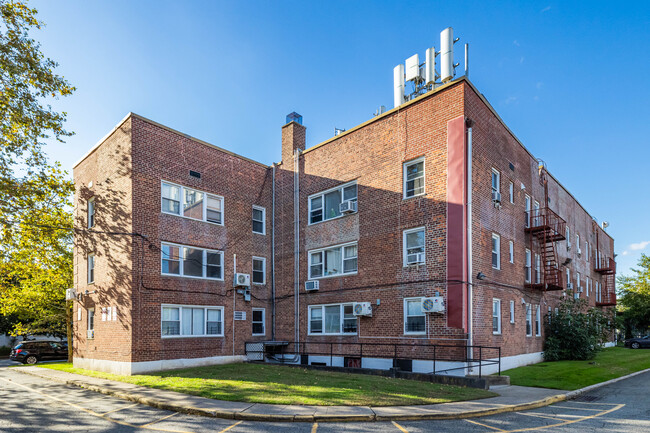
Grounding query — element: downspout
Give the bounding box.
[271,164,276,340]
[466,123,474,368]
[294,150,301,344]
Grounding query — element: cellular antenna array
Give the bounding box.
[393,27,467,108]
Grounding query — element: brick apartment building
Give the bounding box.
[72,76,616,375]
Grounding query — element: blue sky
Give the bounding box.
[31,0,650,276]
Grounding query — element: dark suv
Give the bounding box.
[9,341,68,364]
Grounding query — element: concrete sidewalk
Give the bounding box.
[15,366,570,422]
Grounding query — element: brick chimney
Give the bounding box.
[281,112,306,165]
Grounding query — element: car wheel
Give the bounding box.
[631,342,640,349]
[24,355,38,365]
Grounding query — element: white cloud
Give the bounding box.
[513,40,520,47]
[505,96,518,105]
[622,251,629,256]
[629,241,650,251]
[541,6,551,12]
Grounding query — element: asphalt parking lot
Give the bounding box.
[0,363,647,433]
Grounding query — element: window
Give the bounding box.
[492,234,501,270]
[161,242,223,280]
[161,305,224,337]
[252,309,265,335]
[534,253,541,284]
[525,249,531,283]
[492,299,501,334]
[586,277,590,297]
[404,298,426,334]
[252,206,265,234]
[308,242,357,279]
[525,303,532,336]
[576,272,581,298]
[548,306,552,324]
[566,227,571,249]
[576,234,580,254]
[252,257,266,284]
[88,308,95,338]
[586,241,590,261]
[509,241,514,263]
[491,168,500,194]
[524,194,531,228]
[88,198,95,228]
[403,227,425,266]
[509,182,514,204]
[566,268,570,289]
[535,305,541,336]
[308,304,356,335]
[161,181,224,225]
[309,182,357,224]
[404,158,425,198]
[510,300,515,323]
[87,254,95,284]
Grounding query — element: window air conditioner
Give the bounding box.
[352,302,372,316]
[492,191,501,204]
[577,248,582,257]
[421,296,445,313]
[339,200,358,214]
[407,252,425,265]
[234,273,250,287]
[305,280,319,291]
[566,282,574,290]
[87,330,94,339]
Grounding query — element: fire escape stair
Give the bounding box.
[595,258,617,306]
[525,208,566,292]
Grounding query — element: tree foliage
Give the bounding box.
[0,1,74,338]
[617,254,650,338]
[543,294,614,361]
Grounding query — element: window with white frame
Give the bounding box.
[252,308,265,335]
[548,306,552,324]
[308,304,356,335]
[525,303,532,336]
[161,243,223,280]
[252,206,265,234]
[492,299,501,334]
[161,181,223,225]
[491,168,500,194]
[535,304,541,336]
[586,241,590,261]
[88,198,95,229]
[525,194,531,228]
[492,233,501,269]
[576,272,581,298]
[308,242,357,279]
[525,249,532,283]
[403,227,425,266]
[566,227,571,249]
[509,240,514,263]
[309,182,357,224]
[566,268,570,289]
[576,234,580,254]
[586,277,590,297]
[404,298,426,334]
[403,158,425,198]
[161,305,224,337]
[252,257,266,284]
[509,181,514,204]
[510,300,515,323]
[535,253,541,284]
[87,307,95,338]
[87,254,95,284]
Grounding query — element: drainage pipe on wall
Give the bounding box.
[293,150,301,345]
[466,124,474,369]
[271,164,276,340]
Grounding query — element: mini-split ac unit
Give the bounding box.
[352,302,372,316]
[65,288,76,301]
[339,200,357,214]
[421,296,445,313]
[234,273,250,287]
[305,280,319,291]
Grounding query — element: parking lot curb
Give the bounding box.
[15,366,650,422]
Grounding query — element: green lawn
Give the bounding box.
[37,362,495,406]
[504,347,650,390]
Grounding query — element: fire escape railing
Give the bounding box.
[525,207,566,291]
[595,257,616,306]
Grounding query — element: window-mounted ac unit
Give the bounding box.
[339,200,357,214]
[352,302,372,316]
[406,253,425,265]
[234,273,250,287]
[65,288,76,301]
[491,191,501,204]
[87,330,94,339]
[577,286,583,293]
[566,282,574,290]
[567,243,572,251]
[577,248,582,257]
[422,296,445,313]
[305,280,319,291]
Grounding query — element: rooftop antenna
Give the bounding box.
[393,64,405,108]
[334,127,346,136]
[440,27,460,83]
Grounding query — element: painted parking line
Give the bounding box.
[514,412,568,422]
[311,422,318,433]
[219,420,243,433]
[141,412,180,427]
[101,402,139,415]
[392,420,410,432]
[0,376,196,433]
[465,419,507,432]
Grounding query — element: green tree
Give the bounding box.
[543,294,614,361]
[617,254,650,338]
[0,0,75,358]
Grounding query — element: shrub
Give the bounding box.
[0,346,11,356]
[543,294,614,361]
